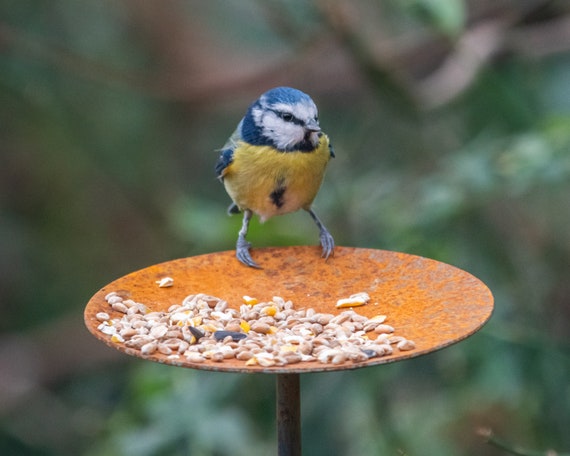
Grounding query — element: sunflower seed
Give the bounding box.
[156,277,174,288]
[98,291,415,367]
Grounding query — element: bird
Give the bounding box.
[215,86,335,268]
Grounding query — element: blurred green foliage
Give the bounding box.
[1,1,569,455]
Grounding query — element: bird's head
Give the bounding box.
[241,87,321,152]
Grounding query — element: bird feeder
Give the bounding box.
[84,246,493,455]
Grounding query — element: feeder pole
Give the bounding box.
[277,373,301,456]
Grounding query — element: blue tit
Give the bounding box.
[215,86,335,268]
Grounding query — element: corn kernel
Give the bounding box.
[245,357,258,366]
[240,320,250,333]
[262,306,277,316]
[243,295,258,305]
[111,334,124,343]
[268,326,278,335]
[201,323,218,332]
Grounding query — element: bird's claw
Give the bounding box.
[236,237,261,269]
[320,229,335,260]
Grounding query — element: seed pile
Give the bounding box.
[97,292,415,367]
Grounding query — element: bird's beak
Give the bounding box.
[304,119,321,132]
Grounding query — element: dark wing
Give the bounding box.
[215,148,234,180]
[215,120,243,180]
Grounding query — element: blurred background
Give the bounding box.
[1,0,569,455]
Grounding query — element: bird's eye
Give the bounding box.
[280,112,294,122]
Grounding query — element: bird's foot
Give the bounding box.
[236,236,261,269]
[319,228,335,260]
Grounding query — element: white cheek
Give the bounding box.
[261,115,304,149]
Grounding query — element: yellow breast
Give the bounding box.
[222,134,331,221]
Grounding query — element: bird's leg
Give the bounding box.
[306,208,334,260]
[227,202,241,215]
[236,209,261,268]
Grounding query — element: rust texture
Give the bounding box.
[84,246,494,373]
[277,374,301,456]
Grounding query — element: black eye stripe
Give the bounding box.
[270,109,303,125]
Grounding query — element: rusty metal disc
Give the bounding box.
[84,246,493,373]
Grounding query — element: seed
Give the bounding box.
[165,329,182,339]
[282,352,302,364]
[211,351,225,362]
[317,348,345,364]
[111,302,128,313]
[97,292,415,368]
[224,320,241,332]
[250,322,271,334]
[346,350,368,362]
[387,336,405,345]
[330,313,351,325]
[214,300,228,312]
[243,310,260,321]
[120,327,137,338]
[374,324,395,334]
[363,319,387,332]
[397,339,416,351]
[283,335,304,345]
[211,311,233,321]
[150,324,168,338]
[239,320,251,333]
[96,312,110,322]
[107,295,123,305]
[124,335,153,348]
[188,326,205,340]
[185,352,205,363]
[177,341,189,354]
[219,346,235,359]
[131,320,147,329]
[335,292,370,308]
[156,277,174,288]
[255,353,276,367]
[236,350,254,361]
[105,291,119,301]
[141,341,157,355]
[204,295,222,308]
[299,341,313,355]
[158,344,172,355]
[214,330,247,342]
[262,305,278,316]
[369,344,393,356]
[111,334,124,343]
[313,313,333,325]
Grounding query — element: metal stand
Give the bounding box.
[277,373,301,456]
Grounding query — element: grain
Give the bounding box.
[98,292,415,367]
[335,292,370,308]
[156,277,174,288]
[96,312,110,322]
